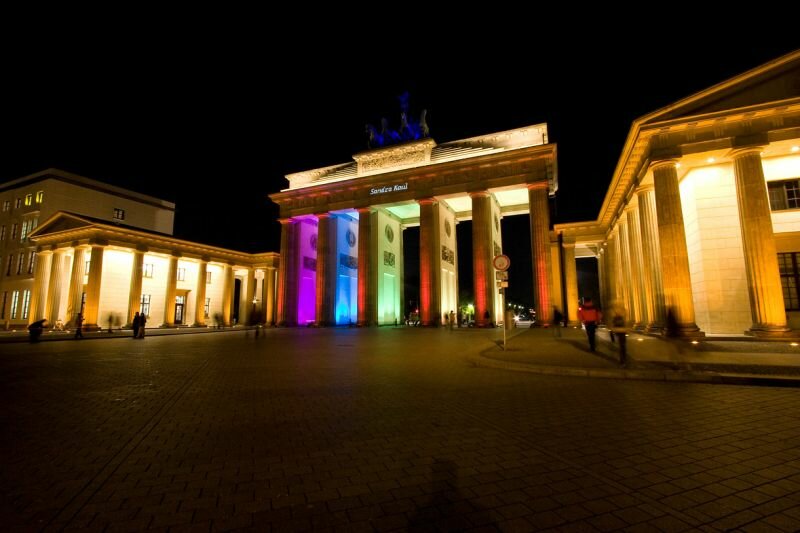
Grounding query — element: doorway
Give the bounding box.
[175,295,185,325]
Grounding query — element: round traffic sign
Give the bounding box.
[493,254,510,271]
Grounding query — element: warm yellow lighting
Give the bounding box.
[791,342,798,346]
[706,157,715,164]
[792,146,799,153]
[691,340,699,345]
[636,338,643,342]
[676,163,681,168]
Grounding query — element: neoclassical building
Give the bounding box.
[0,169,278,331]
[269,126,557,327]
[555,49,800,336]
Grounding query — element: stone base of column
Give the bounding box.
[646,323,664,334]
[83,324,101,332]
[192,323,207,328]
[567,320,581,327]
[160,324,178,328]
[673,324,705,338]
[745,326,793,338]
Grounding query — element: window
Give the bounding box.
[11,224,17,240]
[0,291,6,319]
[177,267,186,281]
[143,263,154,278]
[5,255,12,276]
[0,225,5,240]
[2,200,9,211]
[113,208,125,221]
[16,254,24,274]
[27,252,35,274]
[85,260,91,275]
[768,180,800,211]
[35,191,43,204]
[20,221,28,240]
[140,294,151,316]
[206,271,212,284]
[204,298,210,318]
[779,252,800,310]
[21,290,30,319]
[31,217,38,231]
[15,198,21,208]
[24,194,32,206]
[10,291,19,319]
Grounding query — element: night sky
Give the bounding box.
[3,36,796,307]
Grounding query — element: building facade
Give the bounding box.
[554,50,800,336]
[269,126,558,327]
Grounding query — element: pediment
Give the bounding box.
[29,213,96,238]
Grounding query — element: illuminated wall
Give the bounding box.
[97,248,134,327]
[376,209,403,325]
[765,154,800,234]
[490,195,503,324]
[296,218,318,325]
[176,259,199,324]
[439,203,458,322]
[206,264,225,323]
[680,164,750,334]
[334,213,359,324]
[141,254,170,325]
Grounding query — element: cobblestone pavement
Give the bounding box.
[2,328,800,532]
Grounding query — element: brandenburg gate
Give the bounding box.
[269,123,557,327]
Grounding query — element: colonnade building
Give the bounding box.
[269,126,557,327]
[555,50,800,336]
[0,169,278,330]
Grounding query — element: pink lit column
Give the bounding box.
[419,198,441,326]
[471,192,494,327]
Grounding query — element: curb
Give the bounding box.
[469,353,800,387]
[0,328,251,344]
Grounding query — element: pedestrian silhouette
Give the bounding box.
[74,313,84,339]
[609,302,628,366]
[138,314,147,338]
[132,311,141,338]
[577,298,601,352]
[552,306,564,337]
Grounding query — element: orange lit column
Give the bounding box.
[222,263,234,327]
[617,217,635,325]
[637,184,665,331]
[732,147,791,335]
[357,208,377,326]
[29,250,52,324]
[194,258,208,326]
[277,219,298,326]
[597,248,607,309]
[607,230,621,306]
[83,244,105,330]
[315,213,335,326]
[528,183,552,323]
[162,254,179,327]
[243,268,256,325]
[562,240,580,326]
[66,246,88,326]
[265,266,276,325]
[625,204,647,328]
[127,249,145,325]
[471,192,494,327]
[45,249,67,324]
[419,198,441,326]
[652,160,702,336]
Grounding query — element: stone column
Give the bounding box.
[597,249,607,310]
[29,250,52,324]
[83,244,105,330]
[243,268,256,326]
[606,234,618,307]
[162,255,179,327]
[528,183,553,324]
[562,240,580,326]
[222,263,234,326]
[625,204,647,328]
[127,249,145,325]
[315,213,335,326]
[45,250,67,324]
[194,259,208,326]
[732,147,790,335]
[265,266,276,325]
[66,246,88,326]
[277,219,298,326]
[617,217,636,326]
[637,185,665,331]
[652,160,702,336]
[471,192,494,327]
[419,198,441,326]
[357,208,376,326]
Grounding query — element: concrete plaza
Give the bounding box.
[2,327,800,531]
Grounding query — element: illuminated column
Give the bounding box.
[66,246,88,326]
[193,258,207,326]
[315,213,334,326]
[127,249,145,325]
[29,250,52,323]
[357,208,377,326]
[597,248,607,309]
[277,219,298,326]
[528,183,553,324]
[83,244,105,330]
[222,264,234,326]
[607,230,620,305]
[45,250,67,324]
[625,204,647,328]
[637,185,665,330]
[162,254,179,327]
[265,266,276,325]
[242,268,256,326]
[562,241,580,326]
[652,160,702,336]
[732,147,790,335]
[618,217,638,326]
[471,192,494,327]
[419,198,441,326]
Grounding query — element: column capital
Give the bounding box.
[135,245,149,253]
[624,198,639,212]
[526,182,547,191]
[89,240,108,248]
[170,251,182,259]
[649,159,679,172]
[278,218,295,225]
[562,241,576,249]
[356,207,374,215]
[729,146,764,159]
[317,212,332,220]
[417,197,438,205]
[468,191,490,199]
[38,249,54,256]
[636,183,655,194]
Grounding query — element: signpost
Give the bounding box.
[493,255,510,350]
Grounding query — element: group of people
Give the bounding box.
[576,297,628,366]
[131,312,147,338]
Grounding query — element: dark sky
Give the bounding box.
[2,34,796,304]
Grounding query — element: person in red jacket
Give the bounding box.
[577,298,602,352]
